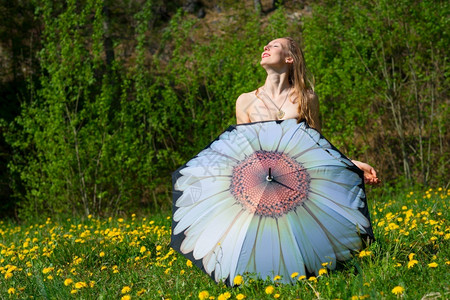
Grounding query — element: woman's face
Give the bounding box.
[261,38,290,66]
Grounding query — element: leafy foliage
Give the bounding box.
[2,0,448,219]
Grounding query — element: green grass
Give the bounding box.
[0,187,448,299]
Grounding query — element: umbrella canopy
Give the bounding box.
[171,119,374,286]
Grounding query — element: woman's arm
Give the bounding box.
[351,160,381,185]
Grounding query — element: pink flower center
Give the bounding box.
[230,150,310,217]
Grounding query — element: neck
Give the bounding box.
[263,71,291,98]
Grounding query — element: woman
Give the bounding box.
[235,37,380,185]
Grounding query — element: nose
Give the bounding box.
[264,45,269,51]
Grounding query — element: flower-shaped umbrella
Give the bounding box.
[171,119,374,286]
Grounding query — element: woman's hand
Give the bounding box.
[351,160,381,186]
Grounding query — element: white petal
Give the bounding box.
[235,215,260,276]
[180,199,236,254]
[258,121,282,151]
[304,201,362,256]
[309,179,365,209]
[181,165,232,178]
[173,191,233,233]
[193,204,243,259]
[175,177,230,206]
[307,192,369,230]
[279,118,298,134]
[235,123,261,151]
[208,210,253,283]
[186,153,235,168]
[277,214,307,280]
[308,167,362,187]
[283,129,318,158]
[287,208,335,274]
[254,217,281,280]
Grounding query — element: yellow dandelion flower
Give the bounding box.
[407,260,418,268]
[359,250,372,258]
[236,294,245,300]
[8,288,15,295]
[391,286,404,295]
[408,253,415,260]
[321,262,329,267]
[298,275,306,280]
[121,286,132,294]
[198,290,209,300]
[4,272,13,279]
[71,289,78,294]
[89,281,95,288]
[156,245,162,251]
[99,251,105,257]
[351,296,359,300]
[233,275,244,285]
[47,275,53,280]
[42,267,54,274]
[308,276,317,282]
[319,268,328,275]
[291,272,299,278]
[222,292,231,299]
[265,285,275,295]
[274,294,280,299]
[64,278,74,286]
[137,289,146,296]
[75,282,88,289]
[180,270,185,275]
[140,246,146,253]
[445,261,450,266]
[428,262,438,268]
[121,295,131,300]
[273,275,281,281]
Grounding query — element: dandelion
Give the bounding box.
[4,272,13,279]
[42,267,54,274]
[137,289,146,296]
[122,286,132,294]
[319,268,328,275]
[121,295,131,300]
[99,251,105,257]
[407,260,418,268]
[308,276,317,282]
[71,290,78,294]
[274,294,280,299]
[298,275,306,280]
[428,262,438,268]
[291,272,299,278]
[233,275,244,285]
[198,290,209,300]
[217,292,231,300]
[8,287,15,295]
[140,246,146,253]
[273,275,281,281]
[180,270,185,275]
[236,294,245,300]
[391,286,405,295]
[265,285,275,295]
[75,282,88,289]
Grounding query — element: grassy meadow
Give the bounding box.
[0,187,448,299]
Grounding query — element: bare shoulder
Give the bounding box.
[236,90,257,124]
[236,90,257,107]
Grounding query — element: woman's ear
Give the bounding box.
[285,57,293,64]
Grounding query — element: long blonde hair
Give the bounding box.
[283,37,318,129]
